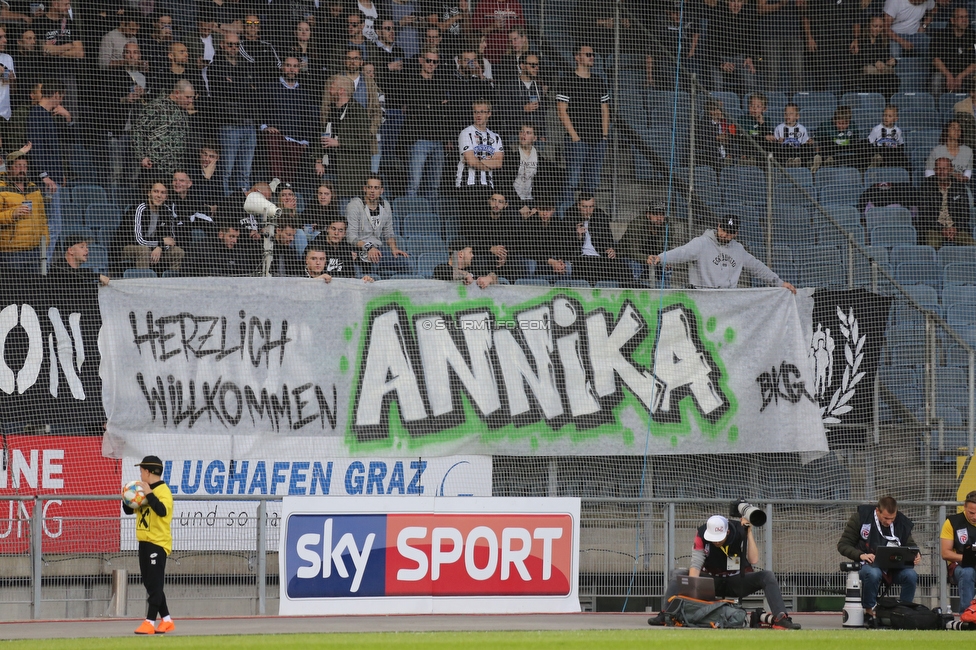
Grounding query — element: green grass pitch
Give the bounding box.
[0,630,959,649]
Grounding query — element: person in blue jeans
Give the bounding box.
[556,43,609,216]
[837,495,921,627]
[941,490,976,612]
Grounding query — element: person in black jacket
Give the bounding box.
[650,513,800,629]
[403,47,451,201]
[306,219,375,283]
[433,237,499,289]
[916,157,976,249]
[706,0,759,97]
[498,51,544,149]
[114,181,184,273]
[837,495,921,626]
[209,31,259,196]
[186,217,252,276]
[564,193,634,287]
[521,201,573,282]
[460,190,525,282]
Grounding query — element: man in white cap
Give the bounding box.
[649,512,800,629]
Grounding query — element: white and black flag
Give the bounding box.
[811,290,891,446]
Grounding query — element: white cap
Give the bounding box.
[704,515,729,542]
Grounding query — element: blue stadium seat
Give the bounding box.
[937,246,976,267]
[70,184,108,208]
[940,93,968,119]
[943,284,976,305]
[945,262,976,286]
[906,128,941,153]
[891,92,937,113]
[392,196,430,217]
[793,92,838,129]
[816,165,861,190]
[896,109,938,132]
[85,203,122,246]
[161,270,180,278]
[947,303,976,327]
[554,279,591,288]
[81,243,109,274]
[888,342,925,367]
[935,367,970,413]
[852,246,891,287]
[863,167,911,188]
[819,222,864,248]
[691,165,722,207]
[123,268,157,279]
[774,166,815,190]
[945,345,971,367]
[594,280,620,289]
[895,57,928,94]
[61,203,84,230]
[515,277,551,286]
[871,224,918,247]
[901,283,940,308]
[842,92,886,136]
[890,244,937,266]
[800,246,846,287]
[400,212,442,239]
[865,206,913,231]
[819,183,862,207]
[721,166,766,206]
[895,260,942,291]
[821,204,862,232]
[404,235,447,278]
[909,148,930,177]
[647,90,691,116]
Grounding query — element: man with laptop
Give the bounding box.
[649,513,801,629]
[940,490,976,613]
[838,495,921,627]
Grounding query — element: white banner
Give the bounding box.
[119,435,491,551]
[278,497,580,615]
[100,279,827,458]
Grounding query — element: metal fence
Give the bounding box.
[0,494,966,620]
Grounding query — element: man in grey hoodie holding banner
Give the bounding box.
[649,215,797,293]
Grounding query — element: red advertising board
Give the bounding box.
[0,436,121,553]
[384,513,574,596]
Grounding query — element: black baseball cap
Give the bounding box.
[135,455,164,473]
[720,215,739,232]
[646,201,667,215]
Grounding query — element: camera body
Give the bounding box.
[840,561,861,572]
[729,499,767,527]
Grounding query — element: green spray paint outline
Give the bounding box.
[344,289,738,453]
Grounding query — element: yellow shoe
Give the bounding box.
[134,620,156,635]
[157,620,175,634]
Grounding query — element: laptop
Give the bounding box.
[675,575,716,601]
[873,546,919,570]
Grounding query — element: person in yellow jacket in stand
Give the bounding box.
[0,150,47,271]
[123,455,175,635]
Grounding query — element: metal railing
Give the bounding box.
[0,494,967,619]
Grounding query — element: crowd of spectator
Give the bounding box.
[0,1,974,288]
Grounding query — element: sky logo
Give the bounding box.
[285,515,387,598]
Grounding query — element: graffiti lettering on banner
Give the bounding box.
[100,281,826,457]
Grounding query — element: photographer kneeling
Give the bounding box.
[649,511,800,630]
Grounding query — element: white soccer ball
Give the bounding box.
[122,480,147,509]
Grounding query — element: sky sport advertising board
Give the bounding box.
[279,497,581,615]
